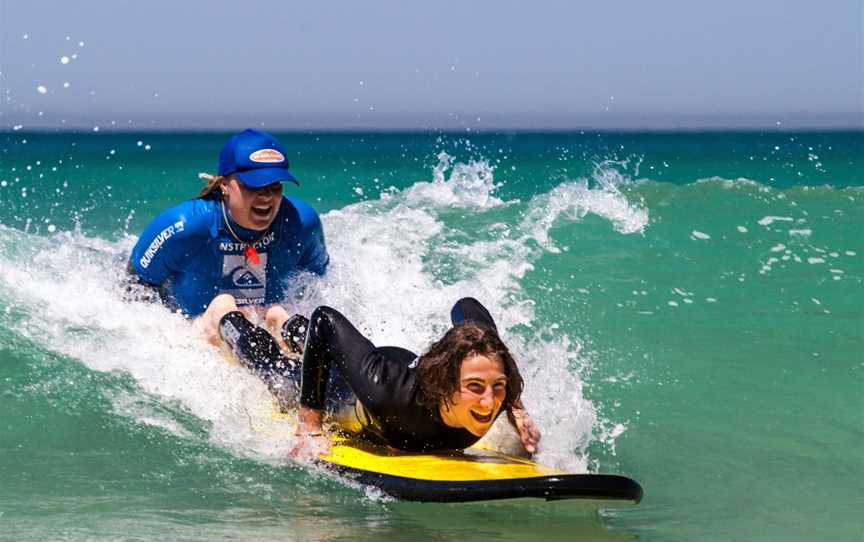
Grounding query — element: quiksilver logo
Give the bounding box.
[139,220,184,269]
[249,149,284,163]
[232,268,263,287]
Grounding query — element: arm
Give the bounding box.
[296,404,325,435]
[290,404,330,460]
[129,209,188,286]
[291,198,330,275]
[297,306,377,415]
[127,200,213,313]
[291,306,376,457]
[298,225,329,275]
[125,209,186,306]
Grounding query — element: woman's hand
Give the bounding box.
[290,406,330,460]
[507,404,542,455]
[289,432,331,461]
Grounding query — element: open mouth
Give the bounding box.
[251,205,272,218]
[470,410,493,424]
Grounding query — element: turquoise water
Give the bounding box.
[1,131,862,540]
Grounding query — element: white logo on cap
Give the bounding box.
[249,149,285,163]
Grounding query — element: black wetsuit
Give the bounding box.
[219,297,500,452]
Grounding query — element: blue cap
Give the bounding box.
[218,129,298,188]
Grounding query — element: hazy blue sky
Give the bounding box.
[1,0,861,130]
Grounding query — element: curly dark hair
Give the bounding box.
[415,323,523,414]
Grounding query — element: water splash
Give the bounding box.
[520,162,649,253]
[402,151,504,209]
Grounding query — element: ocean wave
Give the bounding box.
[691,176,864,195]
[519,164,649,253]
[0,227,296,463]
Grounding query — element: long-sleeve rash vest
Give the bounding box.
[129,196,328,316]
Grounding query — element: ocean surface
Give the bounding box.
[0,131,861,541]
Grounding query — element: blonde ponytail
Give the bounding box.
[196,173,225,199]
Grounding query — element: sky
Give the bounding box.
[1,0,862,131]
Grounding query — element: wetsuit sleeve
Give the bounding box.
[450,297,498,330]
[129,201,207,285]
[299,306,378,410]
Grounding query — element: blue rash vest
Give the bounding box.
[129,196,329,316]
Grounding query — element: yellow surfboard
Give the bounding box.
[317,435,643,504]
[229,352,641,505]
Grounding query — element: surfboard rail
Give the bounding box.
[324,464,643,503]
[316,437,643,504]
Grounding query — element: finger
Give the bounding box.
[516,423,536,453]
[521,422,540,450]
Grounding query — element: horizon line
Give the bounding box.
[2,111,861,133]
[3,126,862,135]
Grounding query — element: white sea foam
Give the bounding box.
[695,176,762,188]
[401,151,504,209]
[111,392,195,439]
[0,230,291,462]
[758,215,794,226]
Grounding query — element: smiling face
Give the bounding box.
[440,354,508,437]
[221,176,283,231]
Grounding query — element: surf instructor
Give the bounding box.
[128,129,328,341]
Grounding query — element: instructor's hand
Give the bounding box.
[508,406,541,455]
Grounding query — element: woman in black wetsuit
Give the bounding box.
[215,297,541,456]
